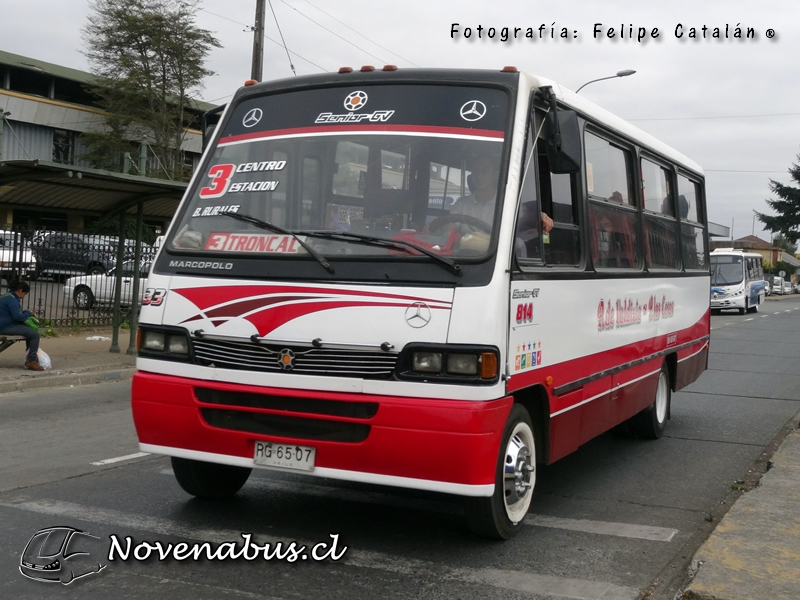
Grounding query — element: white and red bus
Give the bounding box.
[132,67,710,539]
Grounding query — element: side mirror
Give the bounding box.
[545,109,581,174]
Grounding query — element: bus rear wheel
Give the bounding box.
[171,457,251,500]
[464,404,535,540]
[630,364,671,439]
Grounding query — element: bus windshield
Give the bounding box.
[170,84,510,265]
[710,255,744,285]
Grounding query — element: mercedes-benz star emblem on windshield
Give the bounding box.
[405,302,432,328]
[344,91,368,111]
[460,100,487,122]
[242,108,263,128]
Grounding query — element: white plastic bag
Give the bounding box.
[36,349,52,370]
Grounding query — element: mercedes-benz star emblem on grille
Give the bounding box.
[460,100,487,122]
[404,302,432,328]
[278,348,296,370]
[242,108,263,128]
[344,91,368,111]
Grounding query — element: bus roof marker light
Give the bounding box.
[382,65,398,71]
[338,67,353,73]
[360,65,375,72]
[244,79,258,87]
[501,66,518,73]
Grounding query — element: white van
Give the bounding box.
[772,276,784,295]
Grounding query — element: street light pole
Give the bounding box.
[575,70,636,94]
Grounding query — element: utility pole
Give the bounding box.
[251,0,266,82]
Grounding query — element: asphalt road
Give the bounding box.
[1,299,799,599]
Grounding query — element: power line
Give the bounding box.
[706,170,787,174]
[199,8,326,73]
[300,0,420,67]
[279,0,390,65]
[268,0,296,76]
[628,112,800,122]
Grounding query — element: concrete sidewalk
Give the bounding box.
[0,328,136,394]
[682,421,800,600]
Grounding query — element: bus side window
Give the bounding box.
[585,131,639,270]
[677,174,707,270]
[641,157,680,270]
[537,141,581,265]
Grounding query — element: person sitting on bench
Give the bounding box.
[0,281,42,371]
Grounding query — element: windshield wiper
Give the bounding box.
[219,212,334,274]
[297,230,462,275]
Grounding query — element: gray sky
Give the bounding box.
[4,0,799,242]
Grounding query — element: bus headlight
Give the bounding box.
[412,351,442,373]
[167,336,189,355]
[446,353,478,375]
[401,345,499,384]
[141,331,165,351]
[138,327,190,359]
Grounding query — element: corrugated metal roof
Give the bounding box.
[0,50,219,112]
[0,49,94,84]
[0,159,185,219]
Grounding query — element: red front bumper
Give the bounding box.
[131,371,512,491]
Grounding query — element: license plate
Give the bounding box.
[253,441,315,472]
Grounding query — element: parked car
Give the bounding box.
[784,280,794,295]
[64,260,151,309]
[31,233,152,281]
[0,231,38,282]
[764,278,772,296]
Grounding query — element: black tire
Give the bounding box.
[171,457,251,500]
[629,363,671,439]
[464,404,535,540]
[710,309,721,315]
[73,286,94,310]
[87,264,105,275]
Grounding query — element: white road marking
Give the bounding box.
[91,452,150,466]
[160,468,678,543]
[525,514,678,542]
[1,497,641,600]
[745,318,754,321]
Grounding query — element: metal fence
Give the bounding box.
[2,230,154,328]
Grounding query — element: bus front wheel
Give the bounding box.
[630,364,671,439]
[464,404,535,540]
[171,457,251,500]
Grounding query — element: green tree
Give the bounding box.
[81,0,220,181]
[755,153,800,245]
[773,233,797,255]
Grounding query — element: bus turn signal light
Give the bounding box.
[481,352,498,379]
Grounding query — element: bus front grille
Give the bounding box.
[192,338,398,379]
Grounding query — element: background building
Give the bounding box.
[0,50,213,234]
